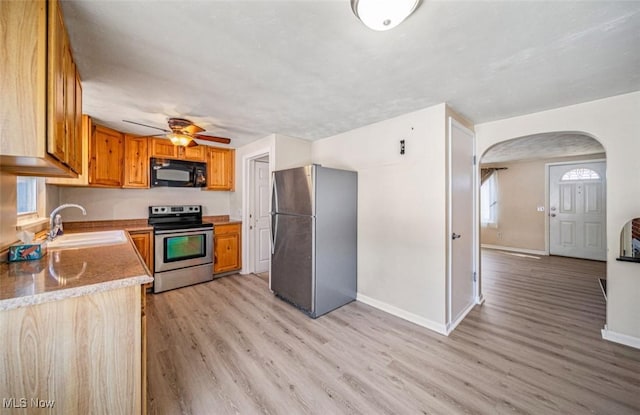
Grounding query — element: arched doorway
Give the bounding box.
[476,131,607,332]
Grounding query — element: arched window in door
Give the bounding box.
[561,168,600,181]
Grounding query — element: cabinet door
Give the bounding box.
[129,231,153,272]
[90,125,124,187]
[72,69,83,174]
[179,145,205,161]
[150,138,178,159]
[0,0,47,159]
[207,147,235,191]
[214,223,242,273]
[47,0,66,163]
[64,41,81,173]
[123,135,149,188]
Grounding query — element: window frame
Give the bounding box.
[16,177,47,230]
[481,171,498,228]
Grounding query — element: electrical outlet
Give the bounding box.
[537,206,545,212]
[497,232,503,240]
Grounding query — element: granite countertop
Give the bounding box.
[0,215,241,311]
[0,235,153,311]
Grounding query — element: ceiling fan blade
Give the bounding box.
[168,118,205,134]
[186,139,199,147]
[182,124,205,135]
[122,120,170,132]
[193,134,231,145]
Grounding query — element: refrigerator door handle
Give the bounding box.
[271,172,279,214]
[271,213,278,255]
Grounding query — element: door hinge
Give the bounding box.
[472,271,477,282]
[473,155,477,165]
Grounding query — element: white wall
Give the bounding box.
[312,104,449,332]
[475,91,640,344]
[55,186,230,221]
[274,134,312,171]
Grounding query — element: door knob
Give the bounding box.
[452,233,462,240]
[550,213,556,217]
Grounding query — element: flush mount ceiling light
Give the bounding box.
[351,0,421,31]
[167,133,192,147]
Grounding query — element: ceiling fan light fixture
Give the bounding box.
[351,0,421,31]
[168,133,192,147]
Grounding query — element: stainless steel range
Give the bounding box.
[148,205,213,293]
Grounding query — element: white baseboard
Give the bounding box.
[356,293,448,335]
[446,301,476,334]
[481,244,547,256]
[601,326,640,350]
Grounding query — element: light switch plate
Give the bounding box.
[537,206,545,212]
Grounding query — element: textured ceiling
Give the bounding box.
[481,132,605,163]
[60,1,640,147]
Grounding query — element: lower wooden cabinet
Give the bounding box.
[214,223,242,274]
[128,230,154,292]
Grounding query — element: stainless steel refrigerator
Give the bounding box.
[271,164,357,318]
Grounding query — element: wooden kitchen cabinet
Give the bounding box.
[47,114,91,186]
[128,231,153,273]
[180,145,206,161]
[123,135,150,188]
[1,0,83,177]
[150,138,206,162]
[214,223,242,274]
[90,125,124,187]
[207,147,235,191]
[150,138,178,159]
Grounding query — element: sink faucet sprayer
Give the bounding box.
[48,204,87,240]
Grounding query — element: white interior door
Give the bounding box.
[448,118,476,328]
[253,160,271,273]
[549,161,606,261]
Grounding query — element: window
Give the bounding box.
[561,168,600,181]
[17,177,38,215]
[481,172,498,227]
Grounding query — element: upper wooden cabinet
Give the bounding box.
[150,138,206,162]
[0,0,83,177]
[207,147,235,191]
[90,125,124,187]
[123,135,149,188]
[47,114,91,186]
[180,145,206,162]
[149,138,178,159]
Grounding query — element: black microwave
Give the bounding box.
[150,158,207,188]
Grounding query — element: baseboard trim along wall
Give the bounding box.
[356,293,448,335]
[601,326,640,350]
[481,244,547,256]
[446,301,476,334]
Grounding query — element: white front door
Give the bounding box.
[549,161,606,261]
[448,117,476,328]
[253,160,271,273]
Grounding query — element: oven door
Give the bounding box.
[154,227,213,272]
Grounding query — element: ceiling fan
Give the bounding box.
[123,118,231,146]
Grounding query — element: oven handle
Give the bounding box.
[154,227,213,236]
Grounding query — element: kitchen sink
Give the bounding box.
[47,230,128,249]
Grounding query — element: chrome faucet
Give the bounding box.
[48,203,87,240]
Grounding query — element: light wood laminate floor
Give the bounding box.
[146,250,640,414]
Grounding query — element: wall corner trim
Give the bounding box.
[601,326,640,350]
[356,293,448,336]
